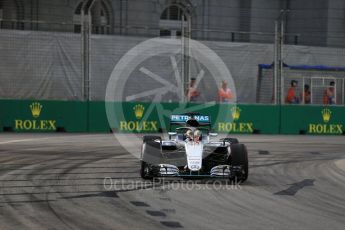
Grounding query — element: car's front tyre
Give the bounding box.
[140,160,152,179]
[140,136,162,180]
[229,143,248,182]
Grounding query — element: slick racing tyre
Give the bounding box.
[230,143,248,182]
[140,136,162,179]
[220,138,239,145]
[140,160,153,179]
[143,135,161,143]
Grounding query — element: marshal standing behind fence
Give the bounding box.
[286,80,301,104]
[218,80,233,103]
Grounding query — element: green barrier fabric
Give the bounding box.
[215,104,279,134]
[280,105,345,135]
[88,102,110,132]
[0,100,87,132]
[107,102,279,134]
[0,100,344,135]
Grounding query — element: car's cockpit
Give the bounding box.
[175,127,205,142]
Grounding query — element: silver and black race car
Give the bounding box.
[140,114,249,182]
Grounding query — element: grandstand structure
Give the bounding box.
[0,0,345,104]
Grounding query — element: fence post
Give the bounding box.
[274,20,279,105]
[280,19,284,105]
[181,8,193,102]
[81,0,98,131]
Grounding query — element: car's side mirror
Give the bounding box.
[209,133,218,137]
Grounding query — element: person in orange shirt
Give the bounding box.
[218,80,233,103]
[186,78,200,102]
[286,80,300,104]
[303,84,311,104]
[323,81,335,105]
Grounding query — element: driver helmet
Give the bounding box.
[186,130,193,141]
[194,129,202,142]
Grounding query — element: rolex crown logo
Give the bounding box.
[321,108,331,123]
[133,104,145,119]
[30,102,43,118]
[231,107,241,121]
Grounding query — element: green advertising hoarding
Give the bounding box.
[215,104,279,134]
[107,102,279,134]
[0,100,88,132]
[88,101,111,132]
[281,105,345,135]
[0,100,344,135]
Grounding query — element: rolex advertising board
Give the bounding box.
[14,102,57,131]
[281,106,345,135]
[217,106,255,133]
[0,100,344,135]
[109,102,280,134]
[118,104,159,132]
[216,104,279,134]
[0,100,87,132]
[109,102,169,133]
[308,108,343,135]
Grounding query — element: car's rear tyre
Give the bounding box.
[143,135,161,143]
[220,138,239,145]
[230,143,248,182]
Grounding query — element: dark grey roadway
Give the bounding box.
[0,134,344,230]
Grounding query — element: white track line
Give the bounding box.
[0,134,96,145]
[0,138,52,145]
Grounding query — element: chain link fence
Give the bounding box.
[0,22,83,100]
[1,0,345,105]
[282,68,345,105]
[257,58,345,106]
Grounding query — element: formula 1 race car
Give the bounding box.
[140,114,248,182]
